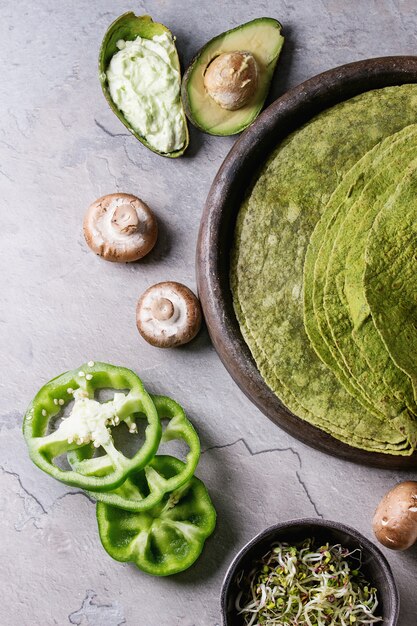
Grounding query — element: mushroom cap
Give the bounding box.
[372,481,417,550]
[136,282,202,348]
[83,193,158,263]
[203,51,258,111]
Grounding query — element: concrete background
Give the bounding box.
[1,0,416,624]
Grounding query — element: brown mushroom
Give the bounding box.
[83,193,158,262]
[203,51,258,110]
[136,282,202,348]
[372,481,417,550]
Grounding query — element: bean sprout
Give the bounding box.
[236,539,382,625]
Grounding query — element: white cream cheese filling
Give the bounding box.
[55,389,129,448]
[106,32,186,153]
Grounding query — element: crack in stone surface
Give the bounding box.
[123,142,141,168]
[0,166,14,182]
[95,155,120,189]
[122,141,154,172]
[202,437,302,467]
[7,109,30,138]
[53,490,96,506]
[202,438,323,517]
[68,589,126,626]
[296,471,323,518]
[0,464,95,531]
[95,118,130,138]
[0,464,47,515]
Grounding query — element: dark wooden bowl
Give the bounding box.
[196,56,417,469]
[221,519,399,626]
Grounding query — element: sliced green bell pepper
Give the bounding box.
[23,362,162,491]
[96,455,216,576]
[68,395,200,511]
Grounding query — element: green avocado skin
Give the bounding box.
[231,84,417,455]
[99,12,189,158]
[182,18,284,136]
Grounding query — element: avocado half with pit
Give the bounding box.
[181,18,284,136]
[99,13,189,158]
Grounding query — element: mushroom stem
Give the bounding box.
[111,203,140,234]
[83,193,158,263]
[136,282,202,348]
[151,297,175,321]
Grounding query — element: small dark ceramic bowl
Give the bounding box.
[221,519,399,626]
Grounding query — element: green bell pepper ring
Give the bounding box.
[96,455,216,576]
[68,394,200,512]
[23,362,162,491]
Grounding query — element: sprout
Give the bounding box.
[236,540,382,625]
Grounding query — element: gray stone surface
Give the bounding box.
[1,0,417,624]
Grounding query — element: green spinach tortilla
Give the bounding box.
[231,84,417,455]
[305,127,417,419]
[343,155,417,415]
[233,293,410,451]
[322,134,417,427]
[365,168,417,398]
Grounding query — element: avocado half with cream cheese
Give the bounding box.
[99,13,189,157]
[181,18,284,136]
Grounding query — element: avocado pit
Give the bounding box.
[203,51,258,110]
[181,18,284,135]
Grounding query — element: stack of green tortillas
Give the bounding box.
[231,84,417,455]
